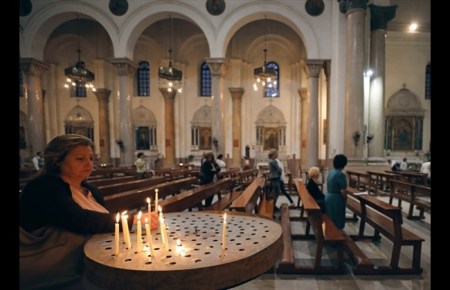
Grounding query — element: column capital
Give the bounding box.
[20,58,50,77]
[228,87,244,100]
[337,0,368,14]
[159,88,177,101]
[94,88,111,103]
[323,60,331,80]
[369,4,397,31]
[108,58,137,76]
[205,58,227,77]
[302,59,324,78]
[298,87,309,100]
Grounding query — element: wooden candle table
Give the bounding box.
[84,211,283,290]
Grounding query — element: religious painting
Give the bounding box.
[263,128,278,150]
[199,127,212,150]
[135,127,150,150]
[392,117,413,151]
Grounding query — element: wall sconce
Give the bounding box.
[352,131,361,146]
[366,134,374,144]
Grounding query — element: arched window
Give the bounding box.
[137,61,150,96]
[265,61,279,98]
[200,62,212,97]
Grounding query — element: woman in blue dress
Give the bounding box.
[324,154,349,229]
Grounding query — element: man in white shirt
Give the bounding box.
[400,157,408,170]
[32,152,44,171]
[216,154,226,170]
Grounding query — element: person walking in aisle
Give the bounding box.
[275,155,295,206]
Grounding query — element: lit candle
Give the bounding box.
[158,205,164,221]
[145,217,154,256]
[121,211,132,249]
[114,213,120,256]
[136,211,143,252]
[221,212,227,255]
[159,213,168,251]
[146,197,151,228]
[154,189,159,213]
[176,238,182,255]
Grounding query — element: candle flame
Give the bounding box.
[146,197,150,204]
[137,211,142,220]
[177,239,181,247]
[116,213,120,223]
[155,189,158,194]
[223,212,227,222]
[145,217,149,224]
[158,205,162,213]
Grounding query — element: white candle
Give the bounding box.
[158,205,164,221]
[176,238,182,255]
[154,189,159,213]
[114,213,120,256]
[146,197,152,227]
[121,211,132,249]
[159,214,168,251]
[221,212,227,255]
[145,217,154,256]
[136,211,143,252]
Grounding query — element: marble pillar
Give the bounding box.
[94,88,112,165]
[303,60,323,168]
[368,4,397,159]
[206,58,227,157]
[109,58,136,166]
[229,87,244,167]
[298,87,308,168]
[323,60,332,166]
[338,0,369,160]
[159,89,177,168]
[20,58,49,155]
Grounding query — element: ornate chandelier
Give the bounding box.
[63,17,95,92]
[253,16,276,92]
[158,16,182,93]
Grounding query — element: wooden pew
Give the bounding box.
[96,176,166,196]
[346,187,425,274]
[229,177,265,214]
[389,180,431,219]
[277,203,295,272]
[104,177,198,213]
[235,169,259,190]
[279,179,345,274]
[158,178,234,213]
[346,170,376,194]
[88,175,135,187]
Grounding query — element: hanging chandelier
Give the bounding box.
[158,16,182,93]
[253,16,276,92]
[64,16,96,92]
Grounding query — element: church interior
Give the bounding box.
[19,0,430,289]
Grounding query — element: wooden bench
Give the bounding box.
[346,170,376,194]
[88,175,135,187]
[229,177,265,214]
[389,180,431,219]
[96,176,166,196]
[278,179,345,274]
[104,177,198,213]
[345,187,425,274]
[235,169,259,190]
[158,178,234,213]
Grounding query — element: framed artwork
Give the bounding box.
[263,128,278,150]
[391,116,414,151]
[136,127,150,150]
[199,127,212,150]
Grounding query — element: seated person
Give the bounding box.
[306,166,326,213]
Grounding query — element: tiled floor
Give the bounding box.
[231,194,431,290]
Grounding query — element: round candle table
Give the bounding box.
[84,211,282,290]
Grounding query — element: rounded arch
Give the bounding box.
[386,87,424,116]
[191,105,212,126]
[256,104,287,126]
[133,106,157,127]
[20,2,118,60]
[214,4,319,58]
[117,3,215,58]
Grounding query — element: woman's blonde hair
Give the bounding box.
[42,134,95,176]
[308,166,321,179]
[268,148,278,159]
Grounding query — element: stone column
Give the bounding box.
[299,88,308,168]
[206,58,227,156]
[20,58,49,155]
[159,89,177,168]
[303,60,323,168]
[109,58,136,166]
[368,4,397,159]
[229,87,244,167]
[338,0,368,160]
[94,88,112,165]
[323,60,332,166]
